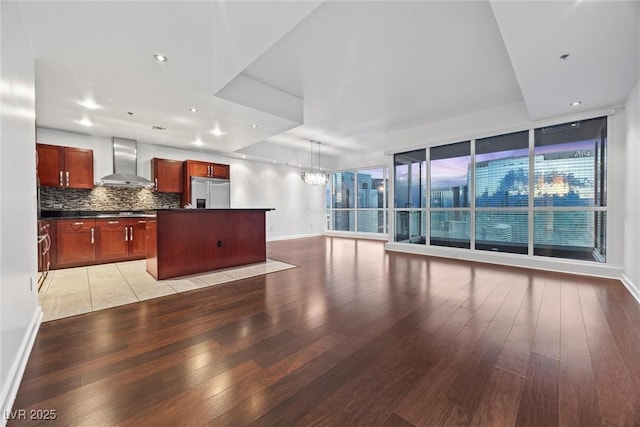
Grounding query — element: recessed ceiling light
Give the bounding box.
[189,108,198,113]
[152,125,166,130]
[559,54,570,60]
[79,99,102,110]
[211,128,223,136]
[77,118,93,127]
[273,160,276,163]
[570,101,582,106]
[251,124,258,128]
[153,54,168,63]
[242,155,246,159]
[194,139,204,146]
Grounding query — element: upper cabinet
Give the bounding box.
[185,160,230,179]
[36,143,94,189]
[151,158,183,193]
[182,160,230,206]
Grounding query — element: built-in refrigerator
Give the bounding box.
[191,177,230,208]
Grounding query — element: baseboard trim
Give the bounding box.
[1,307,42,427]
[267,232,323,242]
[621,274,640,305]
[324,231,389,241]
[384,242,622,280]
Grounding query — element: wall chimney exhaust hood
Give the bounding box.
[99,137,154,188]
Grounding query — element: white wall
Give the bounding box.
[36,128,325,240]
[383,100,532,152]
[623,79,640,301]
[0,3,41,423]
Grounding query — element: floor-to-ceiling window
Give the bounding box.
[475,131,529,254]
[430,141,470,248]
[391,116,608,263]
[394,150,426,243]
[326,167,388,234]
[533,116,607,261]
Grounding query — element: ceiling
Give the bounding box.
[15,1,639,169]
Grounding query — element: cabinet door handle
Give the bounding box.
[108,221,119,224]
[129,226,133,241]
[154,178,158,191]
[73,222,84,225]
[59,171,63,186]
[125,227,128,241]
[90,228,94,244]
[65,171,70,186]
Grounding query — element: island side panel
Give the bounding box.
[214,210,266,270]
[155,210,267,280]
[145,219,158,279]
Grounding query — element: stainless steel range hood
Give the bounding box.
[99,137,154,188]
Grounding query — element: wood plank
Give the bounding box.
[515,353,560,427]
[579,285,640,425]
[531,276,561,360]
[469,367,525,426]
[559,281,602,426]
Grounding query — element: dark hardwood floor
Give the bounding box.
[10,236,640,426]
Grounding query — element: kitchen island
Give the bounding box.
[146,208,273,280]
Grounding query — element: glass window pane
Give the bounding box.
[430,141,470,208]
[332,210,355,231]
[475,131,529,208]
[357,210,384,233]
[534,211,606,262]
[332,172,354,208]
[357,168,385,208]
[395,210,426,244]
[430,210,470,248]
[534,117,607,207]
[394,150,426,208]
[476,211,528,254]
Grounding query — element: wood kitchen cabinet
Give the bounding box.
[36,143,94,189]
[56,219,96,267]
[151,158,183,193]
[128,218,148,258]
[95,218,148,262]
[182,160,230,206]
[185,160,229,179]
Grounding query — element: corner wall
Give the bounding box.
[0,3,42,423]
[623,79,640,301]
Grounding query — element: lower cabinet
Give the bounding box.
[55,218,148,268]
[56,219,96,267]
[128,219,148,258]
[95,218,148,262]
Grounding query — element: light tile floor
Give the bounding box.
[39,259,297,322]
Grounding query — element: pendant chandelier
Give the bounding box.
[301,140,328,185]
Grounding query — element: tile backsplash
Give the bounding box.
[41,187,180,211]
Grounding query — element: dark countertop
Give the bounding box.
[158,208,275,212]
[40,208,274,220]
[40,210,157,220]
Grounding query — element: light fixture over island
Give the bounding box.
[146,208,274,280]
